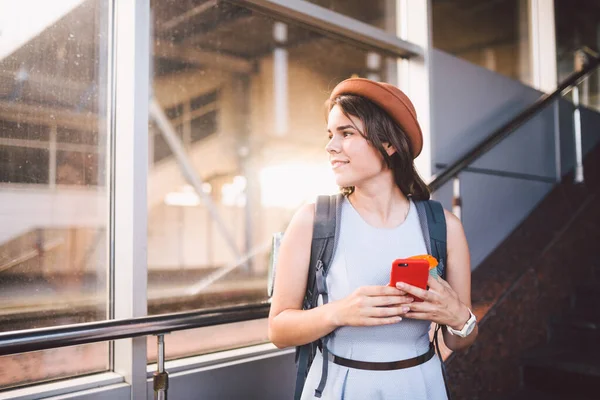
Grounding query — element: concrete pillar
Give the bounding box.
[396,0,432,180]
[530,0,558,92]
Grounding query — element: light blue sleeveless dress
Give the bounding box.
[301,197,448,400]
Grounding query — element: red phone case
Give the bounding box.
[389,258,429,302]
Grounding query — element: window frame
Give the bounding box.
[232,0,421,58]
[109,0,150,397]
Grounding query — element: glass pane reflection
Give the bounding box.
[0,0,109,389]
[555,0,600,112]
[149,0,395,359]
[305,0,397,33]
[432,0,532,85]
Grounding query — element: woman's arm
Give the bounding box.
[268,203,413,349]
[396,209,477,351]
[268,203,339,348]
[440,209,477,351]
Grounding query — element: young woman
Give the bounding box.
[268,78,477,399]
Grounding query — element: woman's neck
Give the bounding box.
[348,182,410,229]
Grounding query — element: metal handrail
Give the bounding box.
[0,302,269,356]
[429,53,600,192]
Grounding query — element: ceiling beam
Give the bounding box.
[0,70,89,94]
[153,41,253,74]
[153,69,225,109]
[183,13,254,46]
[159,0,219,33]
[0,101,97,131]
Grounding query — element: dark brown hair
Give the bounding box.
[327,94,430,200]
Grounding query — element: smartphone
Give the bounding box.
[389,258,429,302]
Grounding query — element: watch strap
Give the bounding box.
[447,308,476,337]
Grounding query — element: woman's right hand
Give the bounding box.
[329,286,414,327]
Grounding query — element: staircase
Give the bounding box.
[492,167,600,400]
[499,275,600,399]
[446,141,600,399]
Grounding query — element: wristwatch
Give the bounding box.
[447,308,477,337]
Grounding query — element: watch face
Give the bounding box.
[464,321,476,336]
[464,314,477,336]
[449,310,476,337]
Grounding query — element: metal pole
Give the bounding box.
[452,176,462,220]
[154,334,169,400]
[553,101,562,182]
[572,50,586,184]
[572,85,584,184]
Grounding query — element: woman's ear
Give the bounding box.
[384,143,396,156]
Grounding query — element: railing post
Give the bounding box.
[452,176,462,220]
[573,50,585,184]
[154,334,169,400]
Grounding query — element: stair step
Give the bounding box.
[521,346,600,397]
[571,284,600,316]
[491,387,594,400]
[549,314,600,348]
[591,265,600,281]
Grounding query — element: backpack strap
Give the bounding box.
[294,194,342,400]
[415,199,452,399]
[415,199,447,279]
[305,195,339,306]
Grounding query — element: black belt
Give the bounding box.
[319,343,435,371]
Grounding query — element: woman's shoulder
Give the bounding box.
[414,199,463,233]
[291,194,343,229]
[287,202,316,234]
[442,208,464,235]
[441,208,469,262]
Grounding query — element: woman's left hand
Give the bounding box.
[396,275,470,329]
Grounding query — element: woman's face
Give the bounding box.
[326,105,387,188]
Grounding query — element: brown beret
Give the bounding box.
[329,78,423,158]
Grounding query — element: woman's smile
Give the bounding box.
[330,159,349,169]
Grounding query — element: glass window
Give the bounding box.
[306,0,397,34]
[555,0,600,112]
[0,0,109,389]
[153,125,174,164]
[431,0,532,85]
[0,146,49,184]
[56,128,99,146]
[0,121,49,141]
[190,110,218,143]
[149,0,396,360]
[56,150,99,186]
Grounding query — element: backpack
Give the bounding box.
[268,194,449,399]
